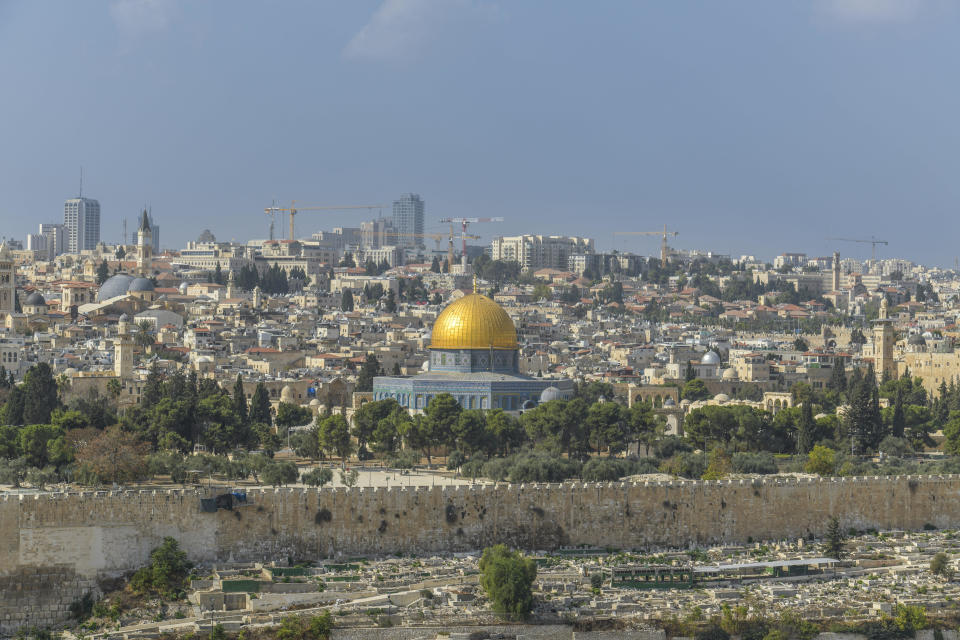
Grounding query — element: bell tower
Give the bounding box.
[136,209,153,276]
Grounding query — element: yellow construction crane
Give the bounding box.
[264,202,388,241]
[613,225,679,263]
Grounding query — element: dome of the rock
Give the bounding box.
[429,293,518,350]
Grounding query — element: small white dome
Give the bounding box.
[714,393,730,403]
[280,385,295,402]
[540,386,562,403]
[309,398,321,407]
[722,368,738,380]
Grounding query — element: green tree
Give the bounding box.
[232,374,247,425]
[275,402,312,429]
[130,537,193,599]
[824,516,846,560]
[585,401,628,456]
[96,259,110,285]
[276,612,333,640]
[681,378,710,402]
[804,444,836,476]
[485,409,526,455]
[451,409,488,456]
[248,383,272,425]
[355,353,382,392]
[18,424,62,468]
[479,544,537,620]
[300,467,333,488]
[793,337,808,351]
[134,320,154,348]
[262,460,299,487]
[341,289,354,312]
[319,414,353,463]
[425,393,462,449]
[891,385,906,439]
[384,289,397,313]
[827,358,847,393]
[930,552,954,580]
[796,400,815,455]
[22,363,59,425]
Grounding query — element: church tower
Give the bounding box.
[873,297,895,382]
[136,209,153,276]
[0,242,14,317]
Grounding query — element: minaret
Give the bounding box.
[114,318,134,378]
[252,285,262,308]
[226,269,237,299]
[873,297,895,382]
[0,242,14,316]
[136,209,153,276]
[832,251,841,291]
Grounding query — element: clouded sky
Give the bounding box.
[1,0,958,265]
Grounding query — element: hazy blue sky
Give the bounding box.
[1,0,958,264]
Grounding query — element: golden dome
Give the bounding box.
[430,293,518,350]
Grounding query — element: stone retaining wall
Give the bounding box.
[2,474,960,634]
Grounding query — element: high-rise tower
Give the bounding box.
[64,197,100,253]
[392,193,424,250]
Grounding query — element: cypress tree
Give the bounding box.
[249,383,272,425]
[891,385,906,439]
[797,399,815,455]
[232,374,248,425]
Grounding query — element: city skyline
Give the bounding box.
[2,1,960,265]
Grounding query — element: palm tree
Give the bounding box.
[134,321,154,349]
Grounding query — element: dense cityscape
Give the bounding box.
[2,189,960,638]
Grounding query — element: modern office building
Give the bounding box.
[391,193,424,249]
[64,197,100,253]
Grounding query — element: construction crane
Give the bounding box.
[438,217,504,255]
[392,231,481,270]
[827,236,889,261]
[613,225,679,263]
[264,202,388,241]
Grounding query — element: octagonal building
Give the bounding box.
[373,292,573,412]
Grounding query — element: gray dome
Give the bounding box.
[540,386,562,403]
[97,274,135,302]
[663,397,676,407]
[701,351,720,365]
[179,282,189,294]
[129,277,155,292]
[25,292,45,305]
[908,334,926,346]
[521,399,537,410]
[118,313,130,322]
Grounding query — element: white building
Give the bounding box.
[64,197,100,253]
[491,234,594,271]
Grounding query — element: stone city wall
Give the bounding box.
[2,474,960,634]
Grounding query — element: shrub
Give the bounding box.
[581,457,658,481]
[130,537,193,599]
[276,612,333,640]
[731,452,778,475]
